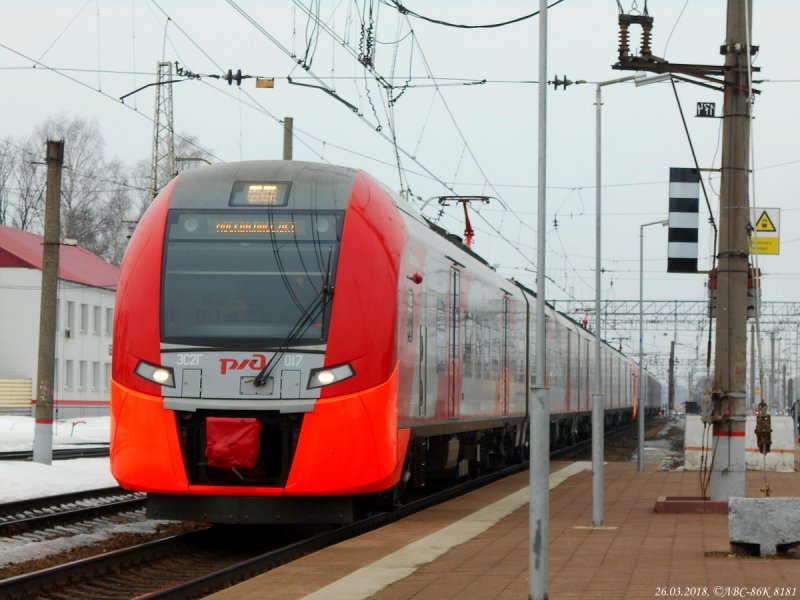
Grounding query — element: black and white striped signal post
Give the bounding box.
[667,167,700,273]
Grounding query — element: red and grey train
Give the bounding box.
[110,161,661,523]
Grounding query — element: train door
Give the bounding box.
[576,330,582,412]
[584,338,591,412]
[502,295,510,415]
[448,267,461,419]
[565,330,572,412]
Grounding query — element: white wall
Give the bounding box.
[0,269,40,379]
[54,280,115,406]
[684,414,797,472]
[0,268,115,414]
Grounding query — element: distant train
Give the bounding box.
[110,161,661,524]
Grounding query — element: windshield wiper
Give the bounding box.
[318,246,334,333]
[253,248,335,388]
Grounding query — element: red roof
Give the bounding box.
[0,225,119,290]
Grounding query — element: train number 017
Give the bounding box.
[283,354,303,367]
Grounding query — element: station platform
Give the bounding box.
[208,461,800,600]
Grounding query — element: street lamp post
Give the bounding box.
[639,219,668,472]
[592,73,641,525]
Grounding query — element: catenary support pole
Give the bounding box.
[283,116,293,160]
[33,139,64,465]
[750,322,755,411]
[711,0,752,502]
[593,81,605,528]
[770,331,776,411]
[529,0,549,598]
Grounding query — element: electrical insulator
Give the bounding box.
[755,412,772,455]
[224,69,243,86]
[618,16,631,60]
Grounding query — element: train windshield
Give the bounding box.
[161,210,344,347]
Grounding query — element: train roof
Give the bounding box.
[167,161,360,211]
[165,162,656,376]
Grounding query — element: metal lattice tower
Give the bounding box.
[150,61,175,201]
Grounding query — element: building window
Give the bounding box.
[93,306,101,335]
[65,360,74,390]
[105,308,113,336]
[54,359,59,391]
[66,301,75,336]
[92,362,100,391]
[104,363,112,391]
[79,360,87,391]
[80,304,89,333]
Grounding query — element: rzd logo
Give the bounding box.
[219,354,267,374]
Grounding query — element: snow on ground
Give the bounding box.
[0,416,176,570]
[0,518,165,569]
[0,416,117,503]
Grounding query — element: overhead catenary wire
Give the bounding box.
[382,0,568,29]
[225,0,460,195]
[284,1,550,259]
[11,1,778,312]
[0,42,223,165]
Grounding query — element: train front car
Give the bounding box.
[111,161,408,524]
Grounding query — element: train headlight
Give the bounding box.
[307,363,354,389]
[135,360,176,388]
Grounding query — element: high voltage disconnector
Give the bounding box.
[616,0,661,65]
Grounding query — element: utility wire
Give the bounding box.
[230,1,586,298]
[0,42,223,164]
[382,0,568,29]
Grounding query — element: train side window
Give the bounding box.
[436,299,446,374]
[463,311,473,378]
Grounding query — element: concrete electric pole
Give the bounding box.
[283,117,294,160]
[710,0,753,502]
[32,139,64,465]
[612,0,756,502]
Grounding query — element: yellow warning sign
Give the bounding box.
[751,236,779,255]
[750,208,780,255]
[754,211,777,232]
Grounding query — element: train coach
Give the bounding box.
[110,160,661,524]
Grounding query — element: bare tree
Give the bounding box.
[135,131,214,219]
[4,115,213,264]
[175,132,214,174]
[0,139,13,226]
[10,144,45,231]
[34,115,107,249]
[94,160,140,265]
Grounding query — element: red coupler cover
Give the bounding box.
[205,417,262,470]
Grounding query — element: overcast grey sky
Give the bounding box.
[1,0,798,374]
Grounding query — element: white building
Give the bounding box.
[0,225,119,417]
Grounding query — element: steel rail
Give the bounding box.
[0,491,145,537]
[0,464,528,599]
[0,446,110,461]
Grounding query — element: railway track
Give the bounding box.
[0,487,145,537]
[0,420,669,598]
[0,462,528,599]
[0,447,110,461]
